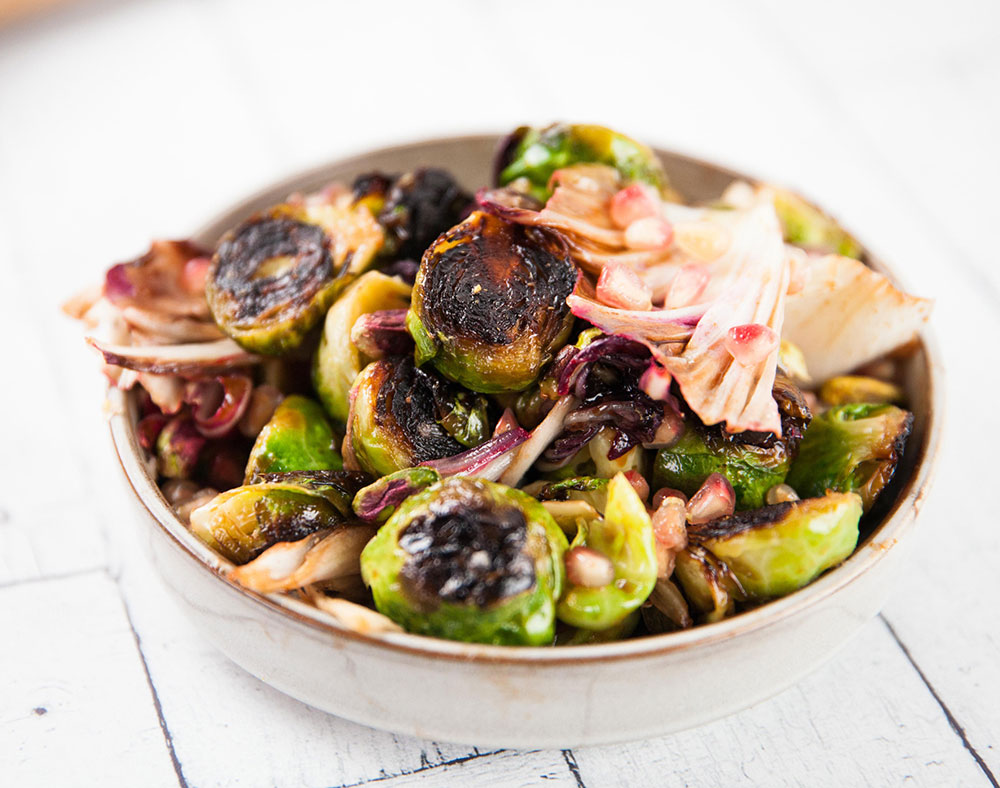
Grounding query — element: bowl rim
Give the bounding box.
[107,133,944,666]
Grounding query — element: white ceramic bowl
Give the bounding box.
[108,135,942,748]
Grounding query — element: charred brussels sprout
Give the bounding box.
[495,123,669,203]
[767,187,862,258]
[206,194,384,355]
[313,271,412,423]
[688,492,862,598]
[408,211,577,393]
[245,395,342,481]
[349,357,490,477]
[819,375,904,407]
[375,169,471,261]
[360,477,568,645]
[190,470,369,564]
[653,377,810,510]
[556,473,658,630]
[787,403,913,510]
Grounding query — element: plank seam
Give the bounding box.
[115,574,191,788]
[562,749,588,788]
[329,749,506,788]
[881,615,999,787]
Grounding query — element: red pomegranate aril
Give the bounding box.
[624,217,674,251]
[724,323,779,367]
[639,364,672,401]
[652,487,688,509]
[565,546,615,588]
[609,184,660,229]
[687,473,736,524]
[596,263,653,310]
[623,470,650,503]
[665,263,710,308]
[182,256,212,293]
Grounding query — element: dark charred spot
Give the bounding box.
[378,168,472,260]
[253,491,340,555]
[212,217,333,323]
[351,172,394,204]
[419,211,576,347]
[398,494,535,609]
[374,357,467,463]
[688,501,795,542]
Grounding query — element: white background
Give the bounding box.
[1,1,998,786]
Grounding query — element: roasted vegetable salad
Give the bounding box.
[70,124,931,645]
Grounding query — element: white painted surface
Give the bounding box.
[1,0,997,785]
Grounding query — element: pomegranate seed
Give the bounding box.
[766,483,800,505]
[609,184,659,229]
[652,487,688,509]
[651,496,687,578]
[182,257,211,293]
[687,473,735,524]
[639,364,672,401]
[643,405,684,449]
[565,546,615,588]
[624,217,674,251]
[724,324,779,367]
[665,263,710,308]
[623,470,650,503]
[596,263,652,310]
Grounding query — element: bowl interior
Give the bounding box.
[112,134,941,664]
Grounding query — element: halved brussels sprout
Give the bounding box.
[374,168,471,261]
[244,395,342,482]
[688,491,862,598]
[766,186,862,259]
[348,357,490,477]
[786,403,913,510]
[206,193,384,355]
[652,427,789,511]
[360,477,568,645]
[190,470,369,564]
[673,546,742,623]
[556,473,658,631]
[312,271,412,423]
[652,377,810,510]
[495,123,670,203]
[407,210,577,393]
[819,375,904,407]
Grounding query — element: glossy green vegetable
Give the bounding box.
[689,492,862,598]
[819,375,904,407]
[245,395,342,482]
[496,123,670,203]
[360,477,568,645]
[768,187,862,259]
[557,473,658,630]
[349,357,490,477]
[673,546,742,623]
[352,466,442,523]
[206,195,384,355]
[786,403,912,510]
[407,210,576,393]
[653,427,790,510]
[533,476,610,515]
[189,470,367,564]
[313,271,412,423]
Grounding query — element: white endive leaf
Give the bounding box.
[783,255,932,381]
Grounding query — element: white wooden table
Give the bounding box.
[2,1,998,785]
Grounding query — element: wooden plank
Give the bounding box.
[0,571,179,788]
[338,749,578,788]
[570,618,991,788]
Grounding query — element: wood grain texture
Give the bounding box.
[0,0,996,785]
[0,572,178,788]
